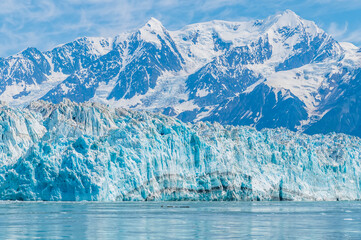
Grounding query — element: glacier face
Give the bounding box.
[1,10,361,137]
[0,100,361,201]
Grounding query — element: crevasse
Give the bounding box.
[0,100,360,201]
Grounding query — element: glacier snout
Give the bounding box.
[0,101,360,201]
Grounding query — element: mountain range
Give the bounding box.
[1,10,361,136]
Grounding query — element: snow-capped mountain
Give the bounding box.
[1,100,361,201]
[1,10,361,136]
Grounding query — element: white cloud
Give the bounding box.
[328,22,348,39]
[327,22,361,45]
[342,30,361,45]
[0,0,360,56]
[0,0,253,56]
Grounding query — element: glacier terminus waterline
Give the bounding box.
[0,100,360,201]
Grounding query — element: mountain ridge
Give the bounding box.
[1,10,361,136]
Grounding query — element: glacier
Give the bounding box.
[0,100,360,201]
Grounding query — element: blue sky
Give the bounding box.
[1,0,361,57]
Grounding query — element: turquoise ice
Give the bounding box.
[0,100,360,201]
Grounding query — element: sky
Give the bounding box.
[0,0,361,57]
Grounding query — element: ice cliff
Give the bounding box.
[0,100,360,201]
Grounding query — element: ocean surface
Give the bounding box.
[0,201,360,239]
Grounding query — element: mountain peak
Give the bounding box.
[137,17,169,46]
[279,9,299,18]
[264,9,323,37]
[22,47,41,54]
[143,17,164,31]
[147,17,162,25]
[20,47,43,58]
[139,17,166,36]
[270,9,303,27]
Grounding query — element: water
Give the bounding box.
[0,202,361,239]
